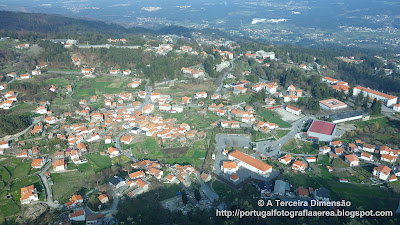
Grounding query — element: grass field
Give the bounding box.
[159,184,180,201]
[162,110,221,130]
[51,170,95,203]
[275,130,290,139]
[0,158,44,220]
[281,138,318,154]
[86,153,112,172]
[256,108,291,128]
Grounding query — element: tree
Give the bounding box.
[194,188,201,201]
[181,189,188,205]
[370,98,381,115]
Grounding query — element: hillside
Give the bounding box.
[0,11,151,36]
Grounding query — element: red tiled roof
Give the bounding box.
[308,120,336,135]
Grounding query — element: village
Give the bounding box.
[1,32,400,224]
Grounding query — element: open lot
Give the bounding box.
[256,107,291,128]
[153,80,217,99]
[281,138,318,154]
[272,107,303,123]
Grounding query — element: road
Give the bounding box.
[47,70,134,79]
[195,171,219,202]
[85,186,119,216]
[255,116,313,157]
[38,161,61,209]
[215,59,236,95]
[114,79,151,162]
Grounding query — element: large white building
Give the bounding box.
[228,150,272,175]
[286,105,301,116]
[353,86,397,106]
[319,99,347,110]
[256,50,275,60]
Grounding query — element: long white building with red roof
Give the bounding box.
[353,86,397,106]
[228,150,272,175]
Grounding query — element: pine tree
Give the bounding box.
[194,188,201,201]
[181,189,188,205]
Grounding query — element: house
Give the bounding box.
[296,187,309,198]
[373,165,392,181]
[98,194,109,204]
[319,146,330,154]
[200,172,211,182]
[69,209,85,222]
[314,188,330,202]
[196,91,208,99]
[292,161,307,171]
[286,105,301,116]
[381,154,397,163]
[306,157,317,163]
[274,180,290,196]
[360,152,373,161]
[392,166,400,177]
[35,106,48,114]
[77,143,87,152]
[20,185,39,204]
[266,82,278,94]
[279,154,292,165]
[53,159,67,171]
[344,154,359,167]
[0,141,9,149]
[331,140,343,147]
[105,136,112,144]
[120,135,133,144]
[65,194,84,208]
[129,171,145,180]
[32,69,41,75]
[143,104,154,114]
[0,100,14,109]
[233,86,247,95]
[49,85,57,92]
[221,161,238,174]
[334,148,344,155]
[361,144,376,153]
[107,147,120,158]
[20,73,31,79]
[171,105,183,113]
[31,158,46,169]
[326,166,333,172]
[108,176,126,189]
[230,174,239,182]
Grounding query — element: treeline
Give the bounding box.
[0,113,32,138]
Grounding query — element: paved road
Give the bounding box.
[215,59,236,95]
[255,116,313,157]
[114,79,151,162]
[195,171,219,202]
[85,186,119,216]
[47,70,135,79]
[38,161,61,209]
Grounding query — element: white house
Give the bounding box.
[286,105,301,116]
[373,165,392,181]
[228,150,272,175]
[360,152,373,161]
[31,158,46,169]
[53,159,67,171]
[20,185,39,205]
[221,161,238,174]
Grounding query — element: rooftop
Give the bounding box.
[307,120,336,135]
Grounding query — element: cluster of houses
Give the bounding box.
[322,76,398,107]
[181,67,205,78]
[317,139,400,182]
[107,38,127,44]
[5,63,47,82]
[278,154,311,172]
[109,69,132,76]
[0,91,18,109]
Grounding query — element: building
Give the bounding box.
[305,120,337,142]
[285,105,301,116]
[20,185,39,204]
[273,180,290,196]
[69,209,85,222]
[329,111,364,124]
[228,150,272,175]
[53,159,67,171]
[319,146,330,154]
[98,194,109,204]
[393,104,400,112]
[31,158,46,169]
[314,188,330,202]
[373,165,392,181]
[360,152,373,161]
[279,154,292,165]
[221,161,238,174]
[344,154,359,167]
[108,176,126,189]
[353,86,397,106]
[291,160,307,171]
[322,77,339,84]
[142,104,154,114]
[0,141,9,149]
[319,99,347,110]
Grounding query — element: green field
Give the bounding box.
[162,110,221,130]
[86,153,112,172]
[51,170,95,203]
[256,108,291,128]
[159,184,180,201]
[0,158,44,221]
[281,138,318,154]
